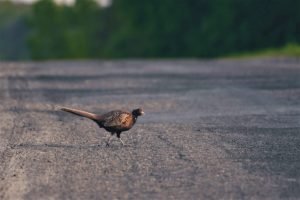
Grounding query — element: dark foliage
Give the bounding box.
[27,0,300,59]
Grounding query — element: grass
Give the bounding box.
[227,43,300,58]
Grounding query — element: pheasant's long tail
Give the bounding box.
[61,107,100,121]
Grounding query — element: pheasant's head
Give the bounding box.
[132,108,145,117]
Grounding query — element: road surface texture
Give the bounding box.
[0,59,299,199]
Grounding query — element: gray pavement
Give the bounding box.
[0,59,299,199]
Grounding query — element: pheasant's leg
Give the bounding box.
[116,132,125,146]
[106,134,114,147]
[119,138,125,146]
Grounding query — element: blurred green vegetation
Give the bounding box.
[0,0,300,60]
[28,0,101,59]
[0,1,31,60]
[228,43,300,58]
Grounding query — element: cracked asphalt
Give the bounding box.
[0,59,299,199]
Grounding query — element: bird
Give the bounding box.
[60,107,144,146]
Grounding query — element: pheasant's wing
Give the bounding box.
[103,111,132,128]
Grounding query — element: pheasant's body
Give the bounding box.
[97,110,137,133]
[61,107,144,146]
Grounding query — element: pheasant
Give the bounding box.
[61,107,144,146]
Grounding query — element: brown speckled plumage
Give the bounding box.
[61,107,144,146]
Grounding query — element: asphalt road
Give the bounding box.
[0,59,299,199]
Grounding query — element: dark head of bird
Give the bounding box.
[132,108,144,117]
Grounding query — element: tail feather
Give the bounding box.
[61,107,100,121]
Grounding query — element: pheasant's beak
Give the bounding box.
[141,111,145,115]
